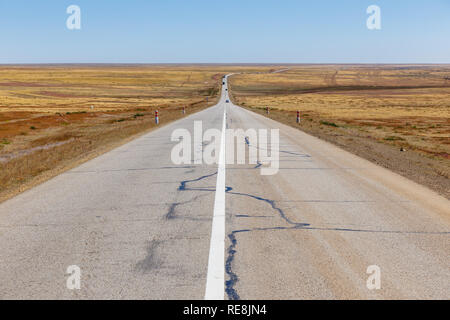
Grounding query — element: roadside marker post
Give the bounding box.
[267,107,269,115]
[183,106,186,114]
[155,110,159,124]
[297,111,300,123]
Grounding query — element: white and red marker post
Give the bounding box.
[155,110,159,124]
[266,106,269,115]
[183,106,186,114]
[297,110,300,123]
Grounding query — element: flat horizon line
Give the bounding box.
[1,62,450,66]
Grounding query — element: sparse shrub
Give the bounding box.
[384,136,405,141]
[67,111,86,115]
[320,121,339,127]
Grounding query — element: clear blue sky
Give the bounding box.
[1,0,449,63]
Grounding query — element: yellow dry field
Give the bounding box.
[0,65,224,113]
[230,65,450,160]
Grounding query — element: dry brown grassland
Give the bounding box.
[229,65,450,198]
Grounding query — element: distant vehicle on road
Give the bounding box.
[226,100,230,103]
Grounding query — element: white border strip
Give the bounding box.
[204,105,227,300]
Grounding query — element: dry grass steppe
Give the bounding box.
[229,65,450,197]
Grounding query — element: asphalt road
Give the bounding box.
[0,76,449,299]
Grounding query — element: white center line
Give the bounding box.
[204,103,227,300]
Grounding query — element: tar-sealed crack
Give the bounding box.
[178,172,218,192]
[225,230,248,300]
[164,171,218,220]
[226,187,310,228]
[223,186,311,300]
[222,186,449,300]
[245,136,310,158]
